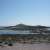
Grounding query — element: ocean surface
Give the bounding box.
[0,30,34,34]
[0,30,45,35]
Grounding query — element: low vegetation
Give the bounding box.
[0,34,50,44]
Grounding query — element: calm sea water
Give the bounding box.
[0,30,33,34]
[0,30,48,35]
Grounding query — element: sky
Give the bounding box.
[0,0,50,26]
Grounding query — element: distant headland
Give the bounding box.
[0,24,50,33]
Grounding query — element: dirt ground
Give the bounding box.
[0,43,50,50]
